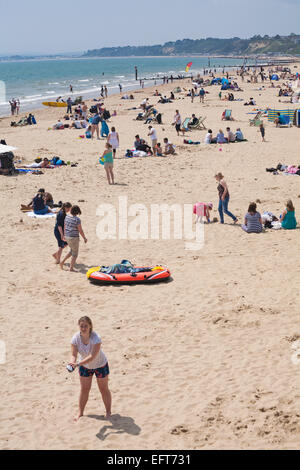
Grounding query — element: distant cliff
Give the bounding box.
[83,34,300,57]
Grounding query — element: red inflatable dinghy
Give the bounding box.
[87,265,171,285]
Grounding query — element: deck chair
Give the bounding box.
[189,116,201,129]
[222,109,232,121]
[190,116,206,131]
[181,117,191,131]
[249,111,262,126]
[153,113,163,124]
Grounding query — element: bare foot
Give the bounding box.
[233,219,238,224]
[52,254,60,264]
[74,413,83,422]
[105,412,112,420]
[60,262,64,270]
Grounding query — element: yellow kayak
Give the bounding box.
[42,102,68,107]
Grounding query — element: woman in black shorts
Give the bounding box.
[52,202,72,264]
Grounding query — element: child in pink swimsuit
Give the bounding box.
[193,202,213,223]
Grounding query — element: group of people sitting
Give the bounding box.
[20,188,60,214]
[204,128,245,144]
[241,200,297,232]
[11,113,37,127]
[157,93,174,104]
[223,92,235,101]
[133,134,175,157]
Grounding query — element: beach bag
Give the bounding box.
[90,105,98,113]
[103,110,110,120]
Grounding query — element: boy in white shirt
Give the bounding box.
[148,126,158,155]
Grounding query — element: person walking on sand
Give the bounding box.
[52,202,72,264]
[191,88,195,103]
[100,142,115,185]
[259,123,266,142]
[68,316,112,422]
[107,126,119,158]
[119,83,122,93]
[67,97,72,114]
[60,205,87,272]
[91,112,101,140]
[16,99,20,115]
[104,85,108,98]
[9,99,16,116]
[199,87,205,103]
[215,172,238,224]
[174,110,182,137]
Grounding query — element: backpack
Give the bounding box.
[90,105,98,113]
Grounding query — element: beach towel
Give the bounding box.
[27,211,56,219]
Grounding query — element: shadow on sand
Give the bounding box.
[88,413,141,441]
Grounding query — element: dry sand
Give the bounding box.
[0,65,299,450]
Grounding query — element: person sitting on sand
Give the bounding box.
[280,199,297,229]
[52,202,72,264]
[21,188,54,211]
[235,128,244,141]
[71,117,83,129]
[204,129,213,144]
[32,190,54,215]
[216,129,227,144]
[68,316,112,421]
[163,138,175,155]
[155,142,163,156]
[226,127,235,142]
[140,98,149,111]
[244,97,256,106]
[241,202,263,233]
[134,135,152,154]
[274,113,285,127]
[53,120,64,130]
[60,205,87,272]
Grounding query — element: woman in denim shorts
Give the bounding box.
[68,316,111,421]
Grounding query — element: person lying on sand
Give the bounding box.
[17,158,52,169]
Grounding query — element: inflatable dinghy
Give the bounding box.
[87,261,171,285]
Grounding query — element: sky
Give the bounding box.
[0,0,300,55]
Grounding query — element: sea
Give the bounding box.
[0,56,253,116]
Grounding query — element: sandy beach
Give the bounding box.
[0,64,299,450]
